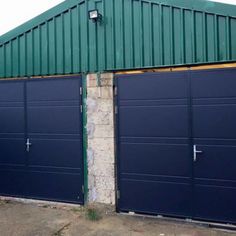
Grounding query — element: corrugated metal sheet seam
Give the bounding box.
[0,0,236,78]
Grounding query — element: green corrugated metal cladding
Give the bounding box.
[0,0,236,78]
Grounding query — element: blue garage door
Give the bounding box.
[116,68,236,224]
[0,76,84,204]
[191,69,236,224]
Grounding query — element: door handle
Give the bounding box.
[193,145,202,162]
[26,138,32,152]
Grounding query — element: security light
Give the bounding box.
[89,9,102,22]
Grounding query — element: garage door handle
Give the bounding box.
[26,138,32,152]
[193,145,203,162]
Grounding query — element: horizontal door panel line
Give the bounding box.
[192,96,236,100]
[26,170,82,175]
[0,137,25,139]
[119,105,188,108]
[193,103,236,106]
[28,133,81,136]
[28,165,82,170]
[120,136,188,139]
[0,101,24,103]
[0,106,24,108]
[120,138,189,142]
[193,138,236,142]
[195,178,236,184]
[193,144,236,147]
[119,100,187,107]
[194,184,236,189]
[0,105,24,108]
[119,98,188,102]
[26,138,82,141]
[193,102,236,106]
[121,173,191,178]
[28,105,81,108]
[192,99,236,103]
[27,99,81,102]
[120,142,189,146]
[120,178,192,185]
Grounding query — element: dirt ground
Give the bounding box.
[0,200,235,236]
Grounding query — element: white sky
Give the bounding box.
[0,0,235,36]
[0,0,64,36]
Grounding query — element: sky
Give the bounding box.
[0,0,235,36]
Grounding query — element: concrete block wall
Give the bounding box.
[86,73,115,205]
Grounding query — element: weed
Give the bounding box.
[86,207,102,221]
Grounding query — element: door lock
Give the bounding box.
[193,145,202,162]
[26,138,32,152]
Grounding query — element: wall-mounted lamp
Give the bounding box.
[88,9,102,23]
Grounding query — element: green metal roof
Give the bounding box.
[0,0,236,78]
[0,0,236,45]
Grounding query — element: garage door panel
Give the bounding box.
[26,77,83,203]
[194,145,236,181]
[119,106,189,137]
[117,72,192,218]
[119,179,192,217]
[117,69,236,224]
[27,106,81,134]
[0,107,25,133]
[191,69,236,98]
[0,170,28,197]
[0,77,84,204]
[27,171,83,203]
[192,68,236,224]
[194,185,236,223]
[27,79,80,101]
[28,139,82,168]
[118,72,188,100]
[193,105,236,139]
[0,139,26,166]
[0,82,24,102]
[120,143,190,177]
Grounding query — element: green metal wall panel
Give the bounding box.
[0,0,236,78]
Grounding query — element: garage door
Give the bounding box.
[115,68,236,224]
[0,76,84,204]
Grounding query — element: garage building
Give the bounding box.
[0,0,236,225]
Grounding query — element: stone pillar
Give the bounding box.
[86,73,115,205]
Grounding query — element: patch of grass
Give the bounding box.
[86,207,102,221]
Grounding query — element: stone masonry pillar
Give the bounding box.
[86,73,115,205]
